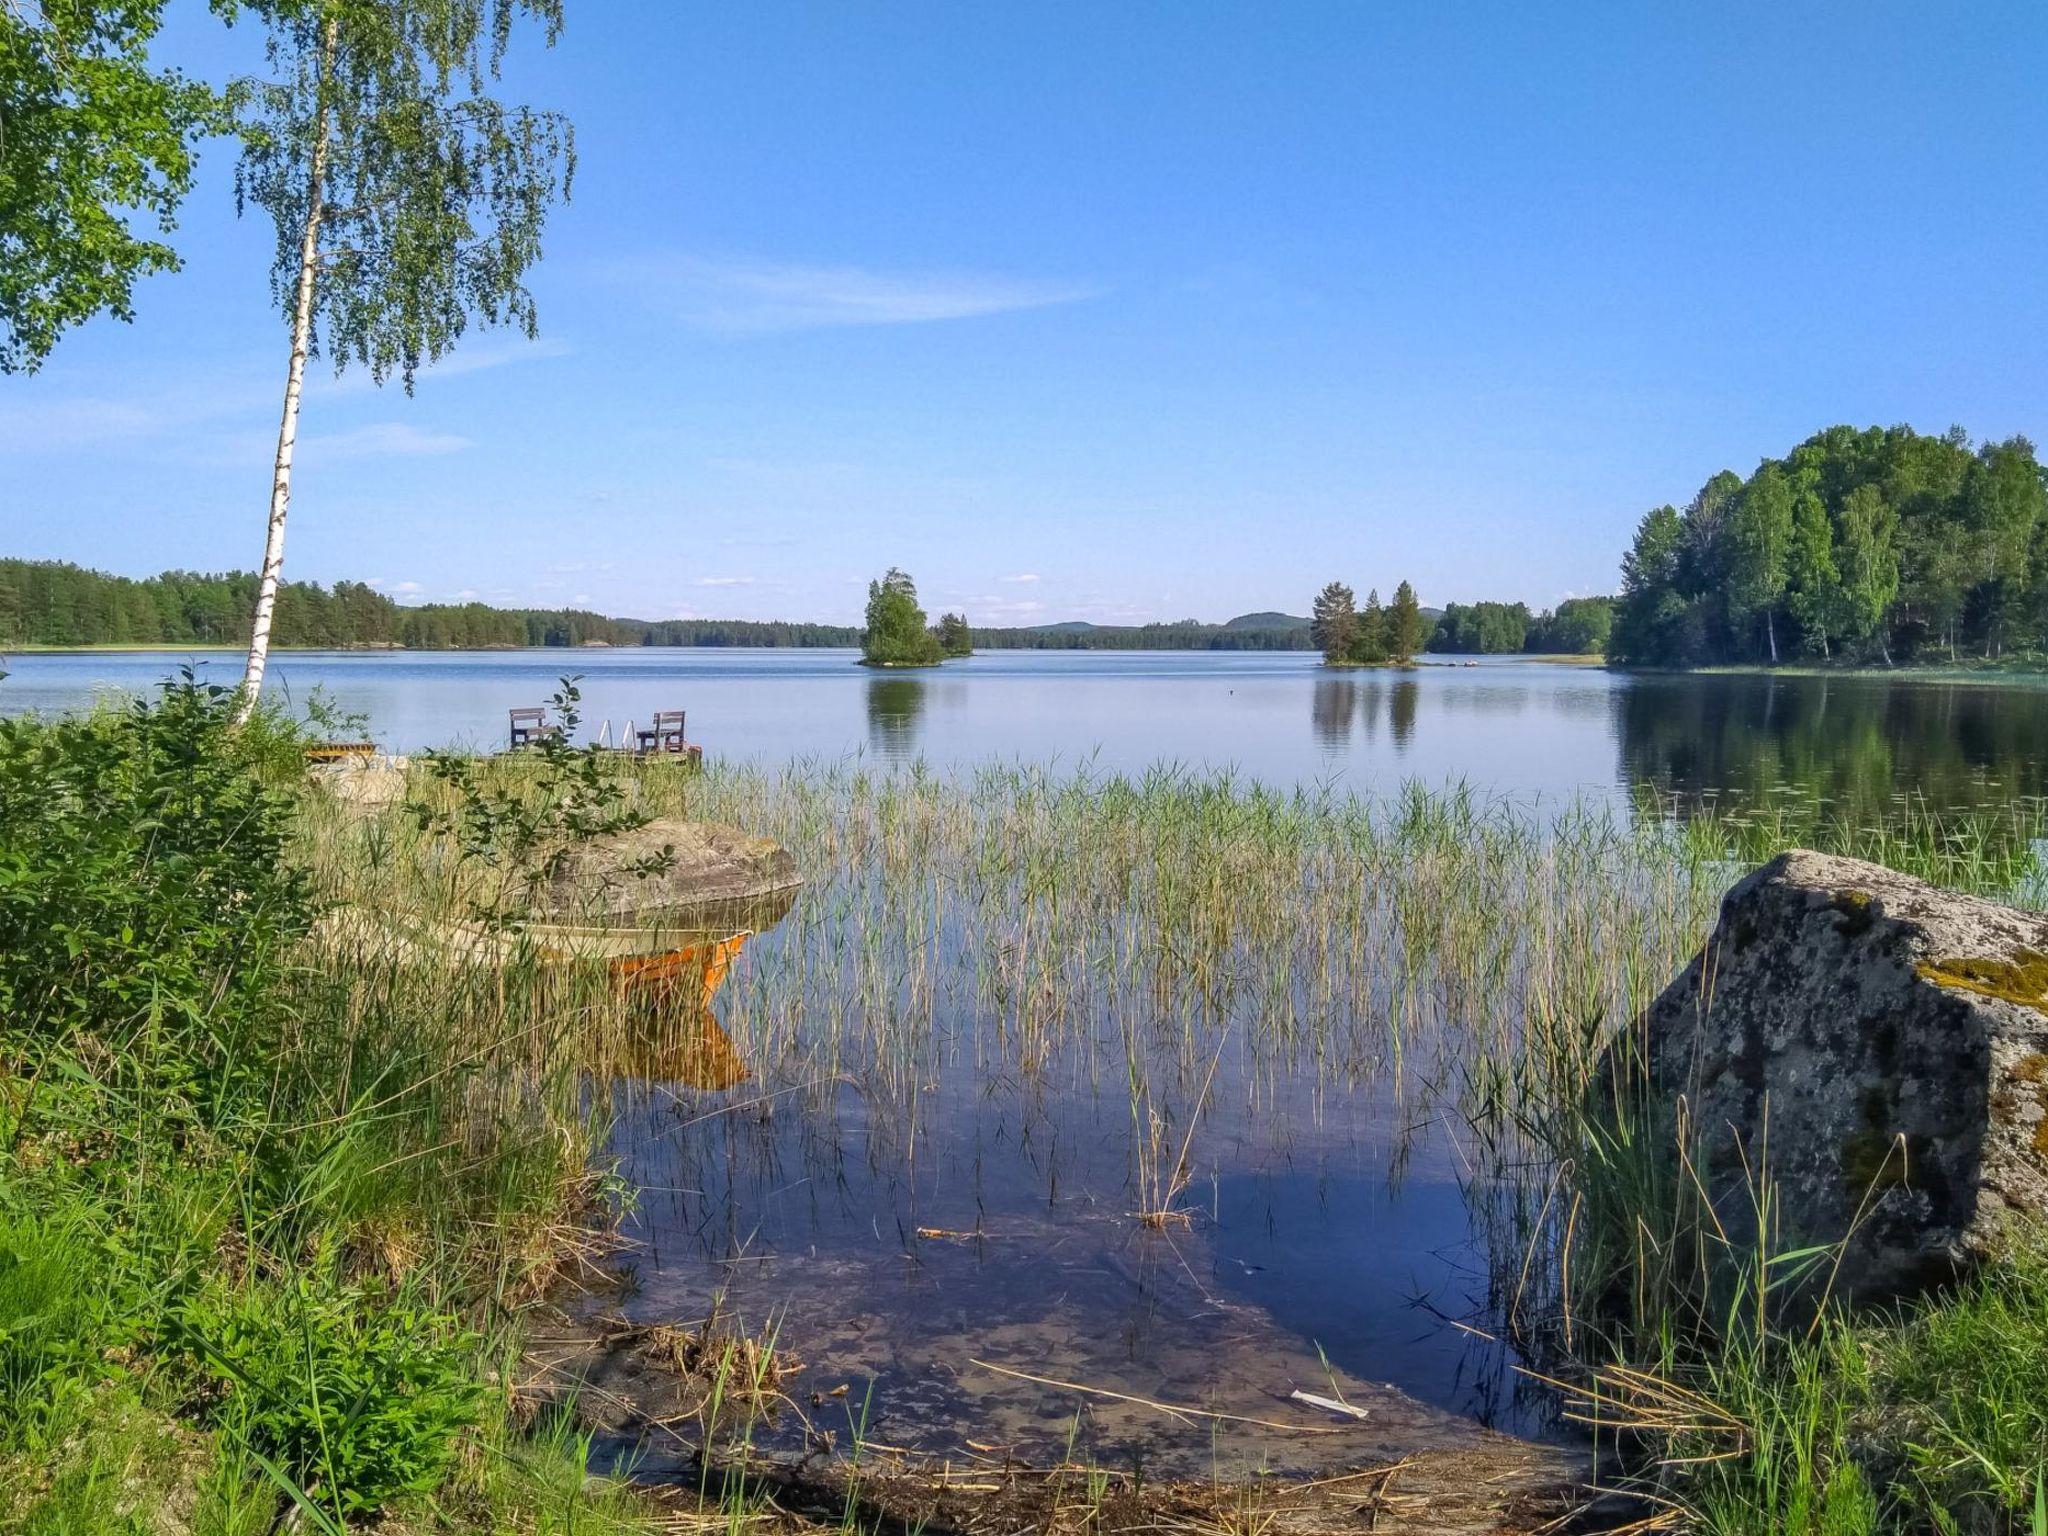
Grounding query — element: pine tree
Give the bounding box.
[936,611,973,657]
[1310,581,1357,663]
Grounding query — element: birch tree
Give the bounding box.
[228,0,573,720]
[1726,462,1793,663]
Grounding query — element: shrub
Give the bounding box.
[175,1272,481,1520]
[0,675,310,1126]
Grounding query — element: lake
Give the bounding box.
[20,644,2048,1491]
[6,646,2045,820]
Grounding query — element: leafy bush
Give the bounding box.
[0,674,310,1123]
[176,1272,481,1520]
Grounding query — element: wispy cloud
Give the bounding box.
[0,397,183,453]
[303,422,472,458]
[1000,572,1041,584]
[692,576,757,587]
[614,254,1098,333]
[311,335,571,397]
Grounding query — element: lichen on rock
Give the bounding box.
[1625,850,2048,1306]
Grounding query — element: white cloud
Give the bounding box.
[1000,572,1041,584]
[303,422,472,458]
[389,580,424,596]
[451,589,481,601]
[615,254,1098,333]
[692,576,756,587]
[0,397,177,452]
[311,335,571,397]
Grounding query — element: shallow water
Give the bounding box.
[574,796,1658,1480]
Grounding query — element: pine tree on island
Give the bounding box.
[1311,578,1426,666]
[936,611,974,657]
[1311,582,1357,662]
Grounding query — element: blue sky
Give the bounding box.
[6,2,2046,626]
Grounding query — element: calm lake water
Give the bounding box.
[14,645,2045,1478]
[6,646,2045,816]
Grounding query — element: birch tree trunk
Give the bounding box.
[234,20,337,726]
[1765,608,1778,664]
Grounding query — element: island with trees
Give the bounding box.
[937,611,974,657]
[1310,579,1429,666]
[859,567,946,667]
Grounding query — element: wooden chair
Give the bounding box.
[635,709,687,754]
[508,706,558,749]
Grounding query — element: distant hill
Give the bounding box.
[1222,611,1311,631]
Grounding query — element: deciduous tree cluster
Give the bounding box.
[1610,425,2048,667]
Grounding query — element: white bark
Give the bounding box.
[235,21,337,726]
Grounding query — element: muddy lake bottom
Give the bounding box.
[549,925,1580,1493]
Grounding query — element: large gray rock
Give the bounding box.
[521,817,802,926]
[1632,849,2048,1305]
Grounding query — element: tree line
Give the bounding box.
[1427,596,1613,655]
[1310,580,1428,665]
[972,621,1314,651]
[0,561,862,650]
[1611,425,2048,668]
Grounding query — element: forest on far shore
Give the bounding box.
[1611,424,2048,667]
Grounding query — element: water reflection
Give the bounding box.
[609,936,752,1088]
[1310,678,1356,747]
[1307,675,1419,750]
[1389,677,1418,747]
[1615,674,2048,822]
[605,890,797,1088]
[865,675,926,757]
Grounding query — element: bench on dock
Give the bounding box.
[508,706,563,749]
[635,709,688,755]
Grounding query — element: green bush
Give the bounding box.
[0,674,310,1126]
[176,1272,481,1520]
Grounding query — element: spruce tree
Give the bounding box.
[1388,581,1426,663]
[1353,589,1388,664]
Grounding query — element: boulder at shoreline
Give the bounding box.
[524,817,802,926]
[1631,849,2048,1305]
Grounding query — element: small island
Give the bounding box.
[858,567,973,667]
[1310,578,1428,667]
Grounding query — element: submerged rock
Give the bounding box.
[1632,849,2048,1305]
